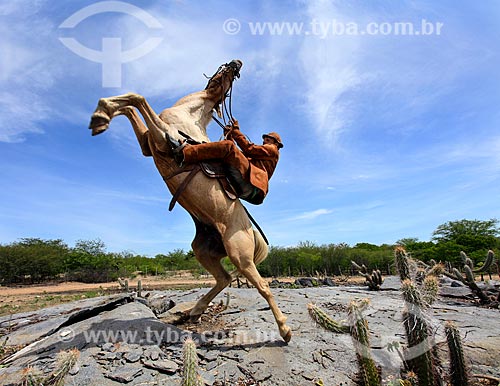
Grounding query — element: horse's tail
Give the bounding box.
[229,228,269,279]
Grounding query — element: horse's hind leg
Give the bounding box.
[225,234,292,342]
[188,219,232,320]
[240,263,291,342]
[189,253,231,321]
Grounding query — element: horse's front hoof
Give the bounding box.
[89,115,110,136]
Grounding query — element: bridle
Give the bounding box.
[204,61,241,131]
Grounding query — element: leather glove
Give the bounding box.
[223,125,232,137]
[231,119,239,130]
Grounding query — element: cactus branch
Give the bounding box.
[445,321,470,386]
[182,338,203,386]
[473,250,495,273]
[307,303,349,333]
[351,262,384,290]
[347,299,380,386]
[401,280,440,386]
[395,246,411,282]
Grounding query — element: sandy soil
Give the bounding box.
[0,277,216,296]
[0,275,359,317]
[0,275,214,316]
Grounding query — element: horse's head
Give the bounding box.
[205,60,242,117]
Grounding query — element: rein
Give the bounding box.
[204,62,239,132]
[166,61,268,243]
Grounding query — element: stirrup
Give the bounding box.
[173,142,188,165]
[165,133,187,165]
[165,133,181,150]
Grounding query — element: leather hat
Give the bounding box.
[262,132,283,149]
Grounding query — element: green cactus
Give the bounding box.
[352,261,367,274]
[45,348,80,386]
[307,303,349,333]
[453,265,490,304]
[21,349,80,386]
[401,280,440,386]
[452,268,465,283]
[352,262,384,290]
[444,321,470,386]
[400,371,419,386]
[21,367,44,386]
[464,265,475,283]
[182,338,203,386]
[347,299,380,386]
[395,247,411,282]
[474,250,495,273]
[137,280,143,297]
[426,263,444,278]
[422,276,439,305]
[459,251,468,264]
[459,251,473,270]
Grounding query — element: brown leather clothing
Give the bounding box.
[182,128,280,202]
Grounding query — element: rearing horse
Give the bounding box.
[88,60,291,342]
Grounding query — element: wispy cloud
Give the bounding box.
[0,1,66,142]
[288,208,333,221]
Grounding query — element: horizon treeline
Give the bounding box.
[0,219,498,285]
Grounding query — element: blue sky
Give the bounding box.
[1,0,499,256]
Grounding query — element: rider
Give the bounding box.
[168,120,283,205]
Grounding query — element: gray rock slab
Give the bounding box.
[105,365,143,383]
[158,301,197,324]
[142,358,179,374]
[0,294,131,347]
[145,293,176,316]
[123,349,142,363]
[439,285,473,298]
[379,275,401,290]
[143,345,165,361]
[0,301,191,385]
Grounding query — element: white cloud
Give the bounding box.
[288,208,333,221]
[0,1,63,142]
[295,0,492,151]
[297,1,366,147]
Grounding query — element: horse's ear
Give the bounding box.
[215,104,222,118]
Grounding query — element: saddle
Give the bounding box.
[167,161,261,211]
[165,160,268,244]
[200,161,238,200]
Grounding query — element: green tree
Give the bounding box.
[432,219,498,246]
[396,238,436,263]
[74,239,106,255]
[432,219,499,263]
[0,238,68,284]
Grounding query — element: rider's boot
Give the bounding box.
[165,133,188,165]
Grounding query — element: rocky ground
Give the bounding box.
[0,277,499,385]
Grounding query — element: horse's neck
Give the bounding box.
[168,91,214,143]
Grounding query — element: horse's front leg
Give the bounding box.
[114,107,152,157]
[89,93,170,152]
[89,93,134,136]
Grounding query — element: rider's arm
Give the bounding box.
[230,122,278,159]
